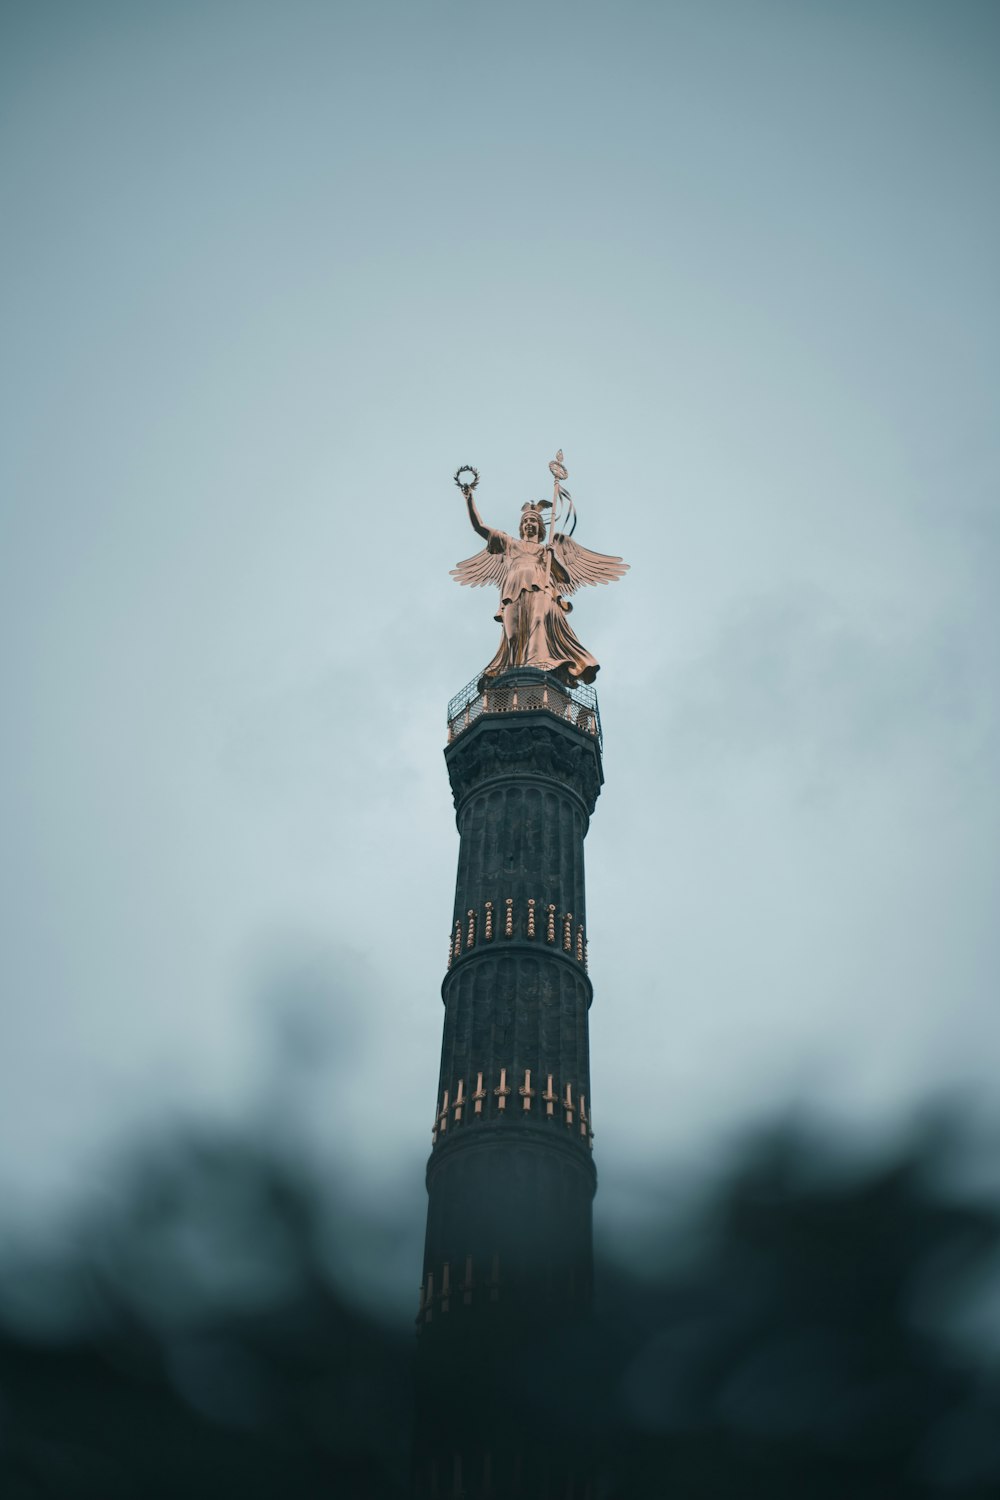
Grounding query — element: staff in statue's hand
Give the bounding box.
[548,449,577,537]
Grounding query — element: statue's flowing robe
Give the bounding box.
[478,530,599,688]
[451,527,629,690]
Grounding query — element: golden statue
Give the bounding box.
[451,454,628,688]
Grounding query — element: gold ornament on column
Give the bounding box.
[542,1074,557,1117]
[494,1067,511,1112]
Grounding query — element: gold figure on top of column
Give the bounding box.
[451,454,628,690]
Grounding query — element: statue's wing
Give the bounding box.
[450,546,506,589]
[551,535,629,596]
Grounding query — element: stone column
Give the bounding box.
[413,669,603,1500]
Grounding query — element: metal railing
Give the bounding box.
[446,669,602,750]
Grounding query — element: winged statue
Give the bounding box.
[451,459,628,689]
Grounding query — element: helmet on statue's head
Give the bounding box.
[519,502,549,542]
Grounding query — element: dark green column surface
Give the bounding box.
[413,672,602,1338]
[413,671,604,1497]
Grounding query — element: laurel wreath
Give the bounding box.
[454,465,480,491]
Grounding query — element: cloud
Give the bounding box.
[660,585,997,797]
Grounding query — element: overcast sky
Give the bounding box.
[2,0,998,1235]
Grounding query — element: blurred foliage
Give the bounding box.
[594,1123,1000,1498]
[0,1116,998,1497]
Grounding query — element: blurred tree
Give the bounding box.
[0,1118,997,1498]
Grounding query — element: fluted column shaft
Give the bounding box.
[413,679,604,1500]
[419,695,603,1323]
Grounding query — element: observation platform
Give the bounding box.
[446,667,602,751]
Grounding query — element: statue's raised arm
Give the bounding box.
[453,465,492,542]
[451,465,507,589]
[464,485,491,543]
[450,454,628,690]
